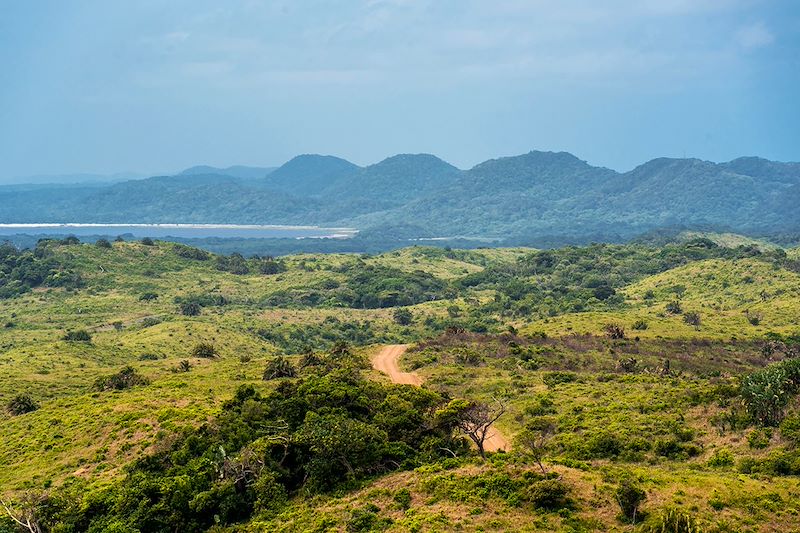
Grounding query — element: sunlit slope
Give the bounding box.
[523,258,800,338]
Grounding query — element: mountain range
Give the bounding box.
[1,151,798,242]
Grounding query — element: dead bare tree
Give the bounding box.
[454,398,506,459]
[1,493,45,533]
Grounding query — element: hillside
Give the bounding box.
[1,151,798,246]
[2,239,800,531]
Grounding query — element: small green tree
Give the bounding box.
[95,238,112,249]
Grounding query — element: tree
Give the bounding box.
[95,238,112,249]
[392,308,413,326]
[140,237,155,246]
[438,398,506,459]
[515,416,556,473]
[1,492,46,533]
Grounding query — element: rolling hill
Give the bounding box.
[1,150,798,244]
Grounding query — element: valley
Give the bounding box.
[1,237,799,531]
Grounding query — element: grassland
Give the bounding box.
[1,237,799,532]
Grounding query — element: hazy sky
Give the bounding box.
[1,0,798,181]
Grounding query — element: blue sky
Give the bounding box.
[0,0,798,180]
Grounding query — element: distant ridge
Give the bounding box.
[265,155,360,195]
[179,165,276,180]
[1,150,799,241]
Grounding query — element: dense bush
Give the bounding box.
[336,263,448,308]
[639,507,702,533]
[93,366,149,391]
[0,241,84,299]
[63,330,92,342]
[740,358,800,426]
[191,342,218,358]
[174,244,211,260]
[7,393,39,415]
[35,369,463,531]
[180,302,202,316]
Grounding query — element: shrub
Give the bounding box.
[747,428,771,449]
[617,357,638,373]
[263,357,296,380]
[640,507,702,533]
[174,360,192,373]
[526,479,570,510]
[631,319,648,331]
[93,366,149,391]
[258,259,286,275]
[174,244,210,260]
[95,238,112,249]
[683,311,701,328]
[140,237,155,246]
[586,432,623,458]
[63,330,92,342]
[616,479,646,523]
[139,292,159,301]
[393,488,412,510]
[7,393,39,415]
[346,504,391,532]
[393,308,413,326]
[604,323,626,339]
[780,414,800,445]
[140,317,162,328]
[180,302,202,316]
[707,447,735,468]
[191,343,218,359]
[542,371,578,388]
[138,353,160,361]
[666,301,683,315]
[740,358,800,426]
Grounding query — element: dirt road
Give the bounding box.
[372,344,422,385]
[372,345,509,452]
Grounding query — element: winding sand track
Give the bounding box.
[372,345,509,452]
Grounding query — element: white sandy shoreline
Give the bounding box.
[0,223,357,232]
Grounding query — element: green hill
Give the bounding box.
[2,239,800,532]
[2,151,799,247]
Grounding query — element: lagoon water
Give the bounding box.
[0,223,357,239]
